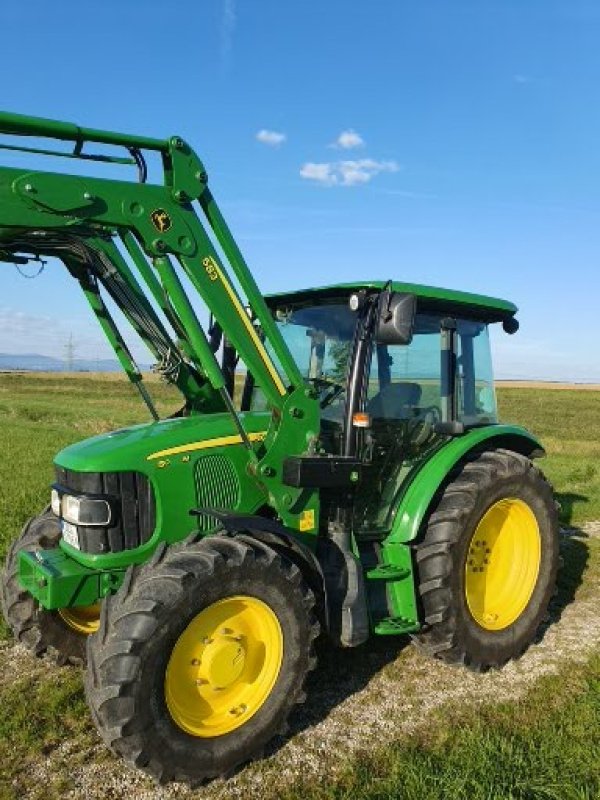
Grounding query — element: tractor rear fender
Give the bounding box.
[386,424,544,546]
[191,509,329,631]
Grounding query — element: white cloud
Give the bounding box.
[300,158,399,187]
[256,129,287,147]
[299,162,334,184]
[334,129,365,149]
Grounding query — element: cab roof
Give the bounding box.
[265,281,517,323]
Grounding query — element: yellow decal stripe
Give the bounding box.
[208,257,287,396]
[147,431,267,461]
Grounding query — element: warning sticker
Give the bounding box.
[299,509,315,532]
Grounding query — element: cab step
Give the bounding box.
[374,616,419,635]
[366,564,410,581]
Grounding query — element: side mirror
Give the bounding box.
[376,291,416,345]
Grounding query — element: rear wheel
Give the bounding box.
[85,533,319,785]
[1,508,100,665]
[412,449,559,670]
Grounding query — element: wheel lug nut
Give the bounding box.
[191,658,201,666]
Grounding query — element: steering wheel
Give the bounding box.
[407,406,441,448]
[309,376,346,409]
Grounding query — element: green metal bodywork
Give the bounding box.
[371,425,542,632]
[20,412,273,610]
[57,412,272,568]
[19,548,125,610]
[0,111,539,638]
[386,425,542,545]
[267,281,517,323]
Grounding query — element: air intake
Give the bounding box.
[194,455,241,532]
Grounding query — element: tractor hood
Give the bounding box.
[54,412,271,474]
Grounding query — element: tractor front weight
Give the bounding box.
[19,548,125,610]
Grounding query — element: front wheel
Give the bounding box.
[1,508,100,665]
[85,533,319,785]
[412,449,559,670]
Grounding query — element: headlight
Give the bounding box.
[61,494,112,526]
[51,489,61,517]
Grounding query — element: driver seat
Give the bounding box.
[367,381,422,420]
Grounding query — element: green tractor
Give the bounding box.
[0,112,558,784]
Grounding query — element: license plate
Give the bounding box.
[62,521,80,550]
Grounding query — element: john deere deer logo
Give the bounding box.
[150,209,172,232]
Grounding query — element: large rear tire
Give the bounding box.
[412,449,559,670]
[85,533,319,785]
[1,508,100,665]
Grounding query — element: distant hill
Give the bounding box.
[0,353,150,372]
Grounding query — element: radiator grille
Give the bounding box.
[54,467,156,554]
[194,455,241,532]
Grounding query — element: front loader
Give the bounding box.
[0,111,559,784]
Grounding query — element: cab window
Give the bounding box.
[366,315,497,426]
[354,313,497,537]
[456,319,497,425]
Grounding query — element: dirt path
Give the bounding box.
[3,523,599,800]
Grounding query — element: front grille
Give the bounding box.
[54,467,156,554]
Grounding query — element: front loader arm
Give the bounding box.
[0,111,319,531]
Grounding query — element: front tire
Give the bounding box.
[412,449,559,670]
[1,508,100,665]
[85,533,319,785]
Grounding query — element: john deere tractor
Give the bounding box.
[0,112,558,784]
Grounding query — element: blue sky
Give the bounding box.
[1,0,599,380]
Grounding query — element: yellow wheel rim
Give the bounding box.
[465,498,541,631]
[165,595,283,738]
[58,603,101,635]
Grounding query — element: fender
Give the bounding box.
[191,509,329,630]
[385,424,544,546]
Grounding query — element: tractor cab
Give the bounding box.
[246,281,518,538]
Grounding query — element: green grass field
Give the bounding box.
[0,372,599,799]
[497,386,600,527]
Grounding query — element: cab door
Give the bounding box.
[352,313,499,538]
[352,313,446,538]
